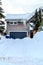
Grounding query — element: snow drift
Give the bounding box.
[0,31,43,65]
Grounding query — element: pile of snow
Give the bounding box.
[33,31,43,43]
[0,31,43,65]
[34,31,43,38]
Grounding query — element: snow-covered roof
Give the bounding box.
[5,12,35,21]
[5,14,29,20]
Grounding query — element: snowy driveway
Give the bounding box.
[0,31,43,65]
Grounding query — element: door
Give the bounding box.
[10,32,27,39]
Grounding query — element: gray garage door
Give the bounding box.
[10,32,27,39]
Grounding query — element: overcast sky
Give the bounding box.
[2,0,43,14]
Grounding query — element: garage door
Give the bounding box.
[10,32,27,39]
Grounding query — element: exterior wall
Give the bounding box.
[5,19,30,38]
[7,24,28,35]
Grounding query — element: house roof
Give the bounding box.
[5,12,35,21]
[5,14,29,20]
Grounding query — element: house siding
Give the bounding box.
[7,24,28,35]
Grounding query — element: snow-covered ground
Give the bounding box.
[0,31,43,65]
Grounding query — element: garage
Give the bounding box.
[10,32,27,39]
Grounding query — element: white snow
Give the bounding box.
[0,31,43,65]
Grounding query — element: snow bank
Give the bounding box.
[33,31,43,43]
[0,31,43,65]
[34,31,43,39]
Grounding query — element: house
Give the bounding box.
[5,13,35,39]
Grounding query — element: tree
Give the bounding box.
[39,8,42,22]
[29,8,42,38]
[34,9,42,31]
[35,9,38,22]
[0,0,5,34]
[33,9,38,30]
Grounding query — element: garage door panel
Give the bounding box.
[10,32,27,39]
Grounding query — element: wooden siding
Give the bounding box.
[7,24,28,35]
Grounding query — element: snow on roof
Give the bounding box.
[5,12,35,21]
[5,14,29,20]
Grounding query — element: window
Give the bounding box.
[14,22,17,24]
[18,22,23,25]
[7,22,9,24]
[10,22,13,25]
[10,22,13,24]
[14,22,18,25]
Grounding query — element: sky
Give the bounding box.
[1,0,43,14]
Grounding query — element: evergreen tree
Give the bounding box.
[34,9,42,31]
[39,8,42,22]
[34,9,38,30]
[0,0,5,34]
[35,9,38,22]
